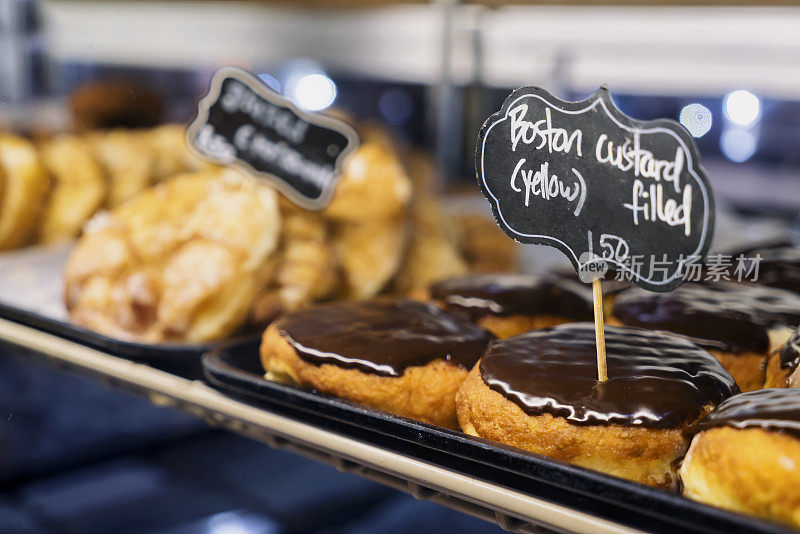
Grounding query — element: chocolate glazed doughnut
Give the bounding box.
[739,245,800,295]
[428,274,594,339]
[612,282,800,391]
[456,323,738,488]
[680,388,800,528]
[260,299,494,429]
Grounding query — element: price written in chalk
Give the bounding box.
[187,66,359,210]
[477,86,714,292]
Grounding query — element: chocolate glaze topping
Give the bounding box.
[429,274,593,320]
[744,245,800,294]
[279,299,494,377]
[480,323,738,428]
[613,282,800,354]
[780,327,800,370]
[695,388,800,439]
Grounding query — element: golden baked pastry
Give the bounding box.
[322,137,412,222]
[275,210,338,306]
[473,315,576,340]
[402,149,439,194]
[393,194,468,294]
[254,142,453,314]
[251,207,339,323]
[332,217,408,299]
[146,124,216,181]
[64,169,280,342]
[260,299,494,429]
[454,214,517,273]
[680,389,800,528]
[765,326,800,388]
[398,149,508,287]
[427,274,594,339]
[705,350,769,393]
[0,134,49,250]
[38,135,106,243]
[88,129,156,207]
[456,324,738,488]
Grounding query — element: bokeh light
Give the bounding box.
[291,73,336,111]
[679,103,713,137]
[723,90,760,127]
[379,88,413,125]
[720,127,758,162]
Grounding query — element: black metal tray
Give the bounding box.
[202,341,790,534]
[0,302,259,378]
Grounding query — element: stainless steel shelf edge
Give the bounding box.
[0,317,641,534]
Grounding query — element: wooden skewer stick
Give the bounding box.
[592,278,608,382]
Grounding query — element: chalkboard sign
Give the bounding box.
[187,66,359,210]
[477,86,714,292]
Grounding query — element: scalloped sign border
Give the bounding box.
[187,66,359,211]
[476,86,715,292]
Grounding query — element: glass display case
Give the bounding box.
[1,2,799,533]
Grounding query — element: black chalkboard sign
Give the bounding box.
[476,86,715,293]
[187,66,359,210]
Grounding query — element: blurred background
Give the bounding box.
[4,1,800,216]
[1,1,800,533]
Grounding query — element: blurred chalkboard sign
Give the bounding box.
[187,66,358,210]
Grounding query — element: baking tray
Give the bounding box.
[202,342,791,534]
[0,317,788,534]
[0,243,259,378]
[0,301,263,378]
[0,318,633,534]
